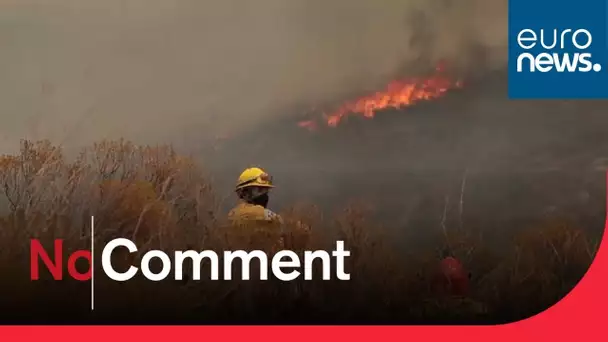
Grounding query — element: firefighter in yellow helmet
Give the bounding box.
[228,167,310,302]
[228,167,283,227]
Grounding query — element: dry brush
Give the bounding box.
[0,139,599,324]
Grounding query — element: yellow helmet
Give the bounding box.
[235,167,274,191]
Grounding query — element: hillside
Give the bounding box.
[205,70,607,243]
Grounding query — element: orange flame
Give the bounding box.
[299,64,463,130]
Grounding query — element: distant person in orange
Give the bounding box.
[433,250,487,316]
[431,248,471,297]
[438,254,470,297]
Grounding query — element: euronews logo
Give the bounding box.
[516,28,602,73]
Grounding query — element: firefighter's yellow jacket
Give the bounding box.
[227,202,284,251]
[228,202,284,226]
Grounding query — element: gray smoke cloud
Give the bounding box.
[0,0,507,153]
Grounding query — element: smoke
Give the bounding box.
[405,0,508,72]
[0,0,507,153]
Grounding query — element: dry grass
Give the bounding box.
[0,139,600,324]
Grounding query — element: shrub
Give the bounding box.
[0,139,599,324]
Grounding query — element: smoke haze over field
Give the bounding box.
[1,0,606,263]
[1,0,507,153]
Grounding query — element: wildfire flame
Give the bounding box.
[298,64,463,130]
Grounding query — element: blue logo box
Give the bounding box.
[508,0,608,98]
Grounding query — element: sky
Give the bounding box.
[0,0,507,154]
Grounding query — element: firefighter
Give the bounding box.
[437,255,470,296]
[432,249,487,317]
[226,166,286,254]
[228,167,283,227]
[227,167,286,314]
[227,167,311,308]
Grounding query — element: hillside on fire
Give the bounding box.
[208,69,606,242]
